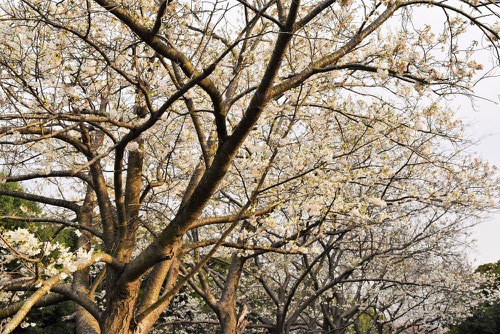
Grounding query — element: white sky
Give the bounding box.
[455,75,500,266]
[404,6,500,266]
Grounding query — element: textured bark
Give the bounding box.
[101,280,140,334]
[216,255,245,334]
[102,146,144,333]
[0,293,66,319]
[73,188,100,334]
[134,252,181,334]
[131,164,205,333]
[218,310,238,334]
[74,312,100,334]
[85,131,116,251]
[135,261,171,315]
[116,145,143,262]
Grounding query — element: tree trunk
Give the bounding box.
[101,145,144,334]
[218,309,238,334]
[75,308,100,334]
[74,187,100,334]
[101,281,140,334]
[134,251,182,334]
[216,255,245,334]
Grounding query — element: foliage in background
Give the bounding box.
[448,261,500,334]
[1,178,74,333]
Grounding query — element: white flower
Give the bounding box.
[494,21,500,34]
[377,68,389,79]
[367,197,387,208]
[66,263,78,273]
[310,245,321,254]
[128,142,139,151]
[415,119,426,131]
[67,87,78,98]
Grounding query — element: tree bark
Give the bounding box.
[102,144,144,333]
[100,280,139,333]
[74,187,100,334]
[134,252,182,334]
[218,310,238,334]
[216,255,245,334]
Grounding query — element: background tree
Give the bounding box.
[448,260,500,334]
[0,179,74,333]
[0,0,499,333]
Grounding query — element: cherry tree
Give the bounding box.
[0,0,499,333]
[180,106,497,333]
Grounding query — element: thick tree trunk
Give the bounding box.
[101,144,144,334]
[74,187,100,334]
[134,251,182,334]
[218,309,238,334]
[75,308,100,334]
[101,281,140,334]
[216,255,245,334]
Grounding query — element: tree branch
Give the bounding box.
[151,0,170,37]
[0,293,66,319]
[0,216,102,239]
[5,171,93,188]
[0,189,80,213]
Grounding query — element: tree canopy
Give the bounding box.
[0,0,499,333]
[448,261,500,334]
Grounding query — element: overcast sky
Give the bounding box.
[455,69,500,266]
[404,5,500,266]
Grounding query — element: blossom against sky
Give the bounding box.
[458,75,500,265]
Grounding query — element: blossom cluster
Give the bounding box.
[1,228,97,279]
